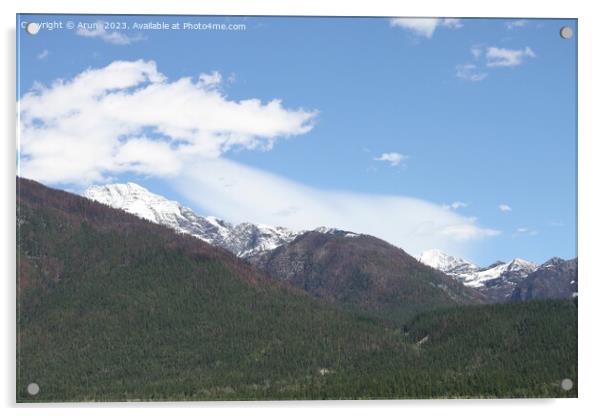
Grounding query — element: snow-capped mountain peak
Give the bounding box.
[418,249,538,289]
[464,258,537,288]
[419,249,477,272]
[84,183,184,226]
[418,249,479,280]
[84,183,300,258]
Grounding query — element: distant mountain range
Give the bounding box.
[84,183,481,320]
[418,248,577,302]
[84,182,577,304]
[419,249,537,287]
[511,257,578,301]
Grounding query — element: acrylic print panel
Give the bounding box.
[16,14,577,402]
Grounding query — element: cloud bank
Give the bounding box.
[175,157,500,257]
[18,60,317,184]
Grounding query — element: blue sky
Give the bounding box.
[17,15,577,265]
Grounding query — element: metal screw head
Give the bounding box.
[25,22,40,35]
[560,26,573,39]
[560,378,573,391]
[27,382,40,396]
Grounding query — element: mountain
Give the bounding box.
[419,249,538,302]
[467,258,539,302]
[17,177,404,401]
[512,257,578,301]
[84,183,301,258]
[16,178,577,400]
[418,249,480,281]
[85,183,484,322]
[252,231,485,323]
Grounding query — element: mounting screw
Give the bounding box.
[560,378,573,391]
[560,26,573,39]
[27,382,40,396]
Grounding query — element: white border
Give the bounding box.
[2,1,601,415]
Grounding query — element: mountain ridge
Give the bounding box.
[419,249,576,302]
[84,182,303,259]
[84,182,575,305]
[252,230,485,322]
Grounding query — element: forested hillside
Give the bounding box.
[17,178,577,401]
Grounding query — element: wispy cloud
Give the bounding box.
[470,45,483,59]
[37,49,49,60]
[514,227,538,236]
[389,17,462,39]
[486,46,536,67]
[456,45,535,82]
[198,71,222,88]
[443,201,469,210]
[18,60,317,185]
[76,21,144,45]
[499,204,512,213]
[456,64,487,82]
[374,152,408,167]
[505,20,528,30]
[175,158,501,257]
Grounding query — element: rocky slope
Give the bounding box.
[252,231,485,322]
[511,257,578,301]
[419,249,578,302]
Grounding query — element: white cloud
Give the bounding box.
[505,20,528,30]
[441,18,463,29]
[18,60,317,185]
[76,21,143,45]
[174,157,500,257]
[515,227,538,236]
[37,49,49,60]
[389,17,462,39]
[17,59,501,257]
[198,71,222,88]
[374,152,408,167]
[443,201,469,210]
[499,204,512,213]
[456,64,487,82]
[486,46,536,67]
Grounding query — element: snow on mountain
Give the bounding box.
[419,249,538,288]
[464,258,538,288]
[84,182,183,226]
[313,226,360,238]
[84,183,545,299]
[84,183,301,258]
[418,249,479,281]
